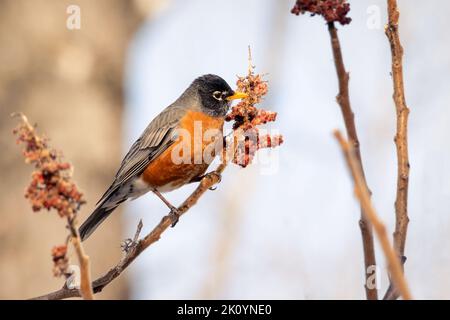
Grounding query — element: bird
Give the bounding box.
[79,74,247,241]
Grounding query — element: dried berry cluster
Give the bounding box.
[51,245,70,277]
[225,64,283,167]
[13,115,85,218]
[226,73,272,130]
[291,0,351,25]
[232,132,284,168]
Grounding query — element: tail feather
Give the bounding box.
[79,204,119,241]
[80,179,141,240]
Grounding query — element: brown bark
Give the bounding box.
[68,217,94,300]
[383,0,411,300]
[327,22,378,300]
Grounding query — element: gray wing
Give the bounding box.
[96,105,186,205]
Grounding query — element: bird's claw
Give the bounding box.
[169,207,180,227]
[207,172,222,190]
[121,238,137,253]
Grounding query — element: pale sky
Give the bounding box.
[123,0,450,299]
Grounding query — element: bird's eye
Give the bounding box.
[212,91,222,101]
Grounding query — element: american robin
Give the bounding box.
[79,74,247,241]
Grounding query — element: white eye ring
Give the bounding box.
[212,91,222,101]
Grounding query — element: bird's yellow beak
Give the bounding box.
[226,91,248,101]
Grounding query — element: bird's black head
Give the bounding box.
[192,74,245,117]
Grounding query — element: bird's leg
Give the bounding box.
[152,189,180,227]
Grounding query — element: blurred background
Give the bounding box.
[1,0,450,299]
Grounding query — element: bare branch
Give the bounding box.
[383,0,411,301]
[327,22,378,300]
[67,217,94,300]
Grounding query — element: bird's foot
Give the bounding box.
[120,219,143,254]
[169,206,180,228]
[121,238,137,253]
[206,171,222,190]
[191,171,222,189]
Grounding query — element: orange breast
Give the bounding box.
[141,110,224,191]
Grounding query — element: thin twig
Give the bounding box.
[30,160,228,300]
[67,216,94,300]
[327,22,378,300]
[334,130,412,300]
[383,0,411,300]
